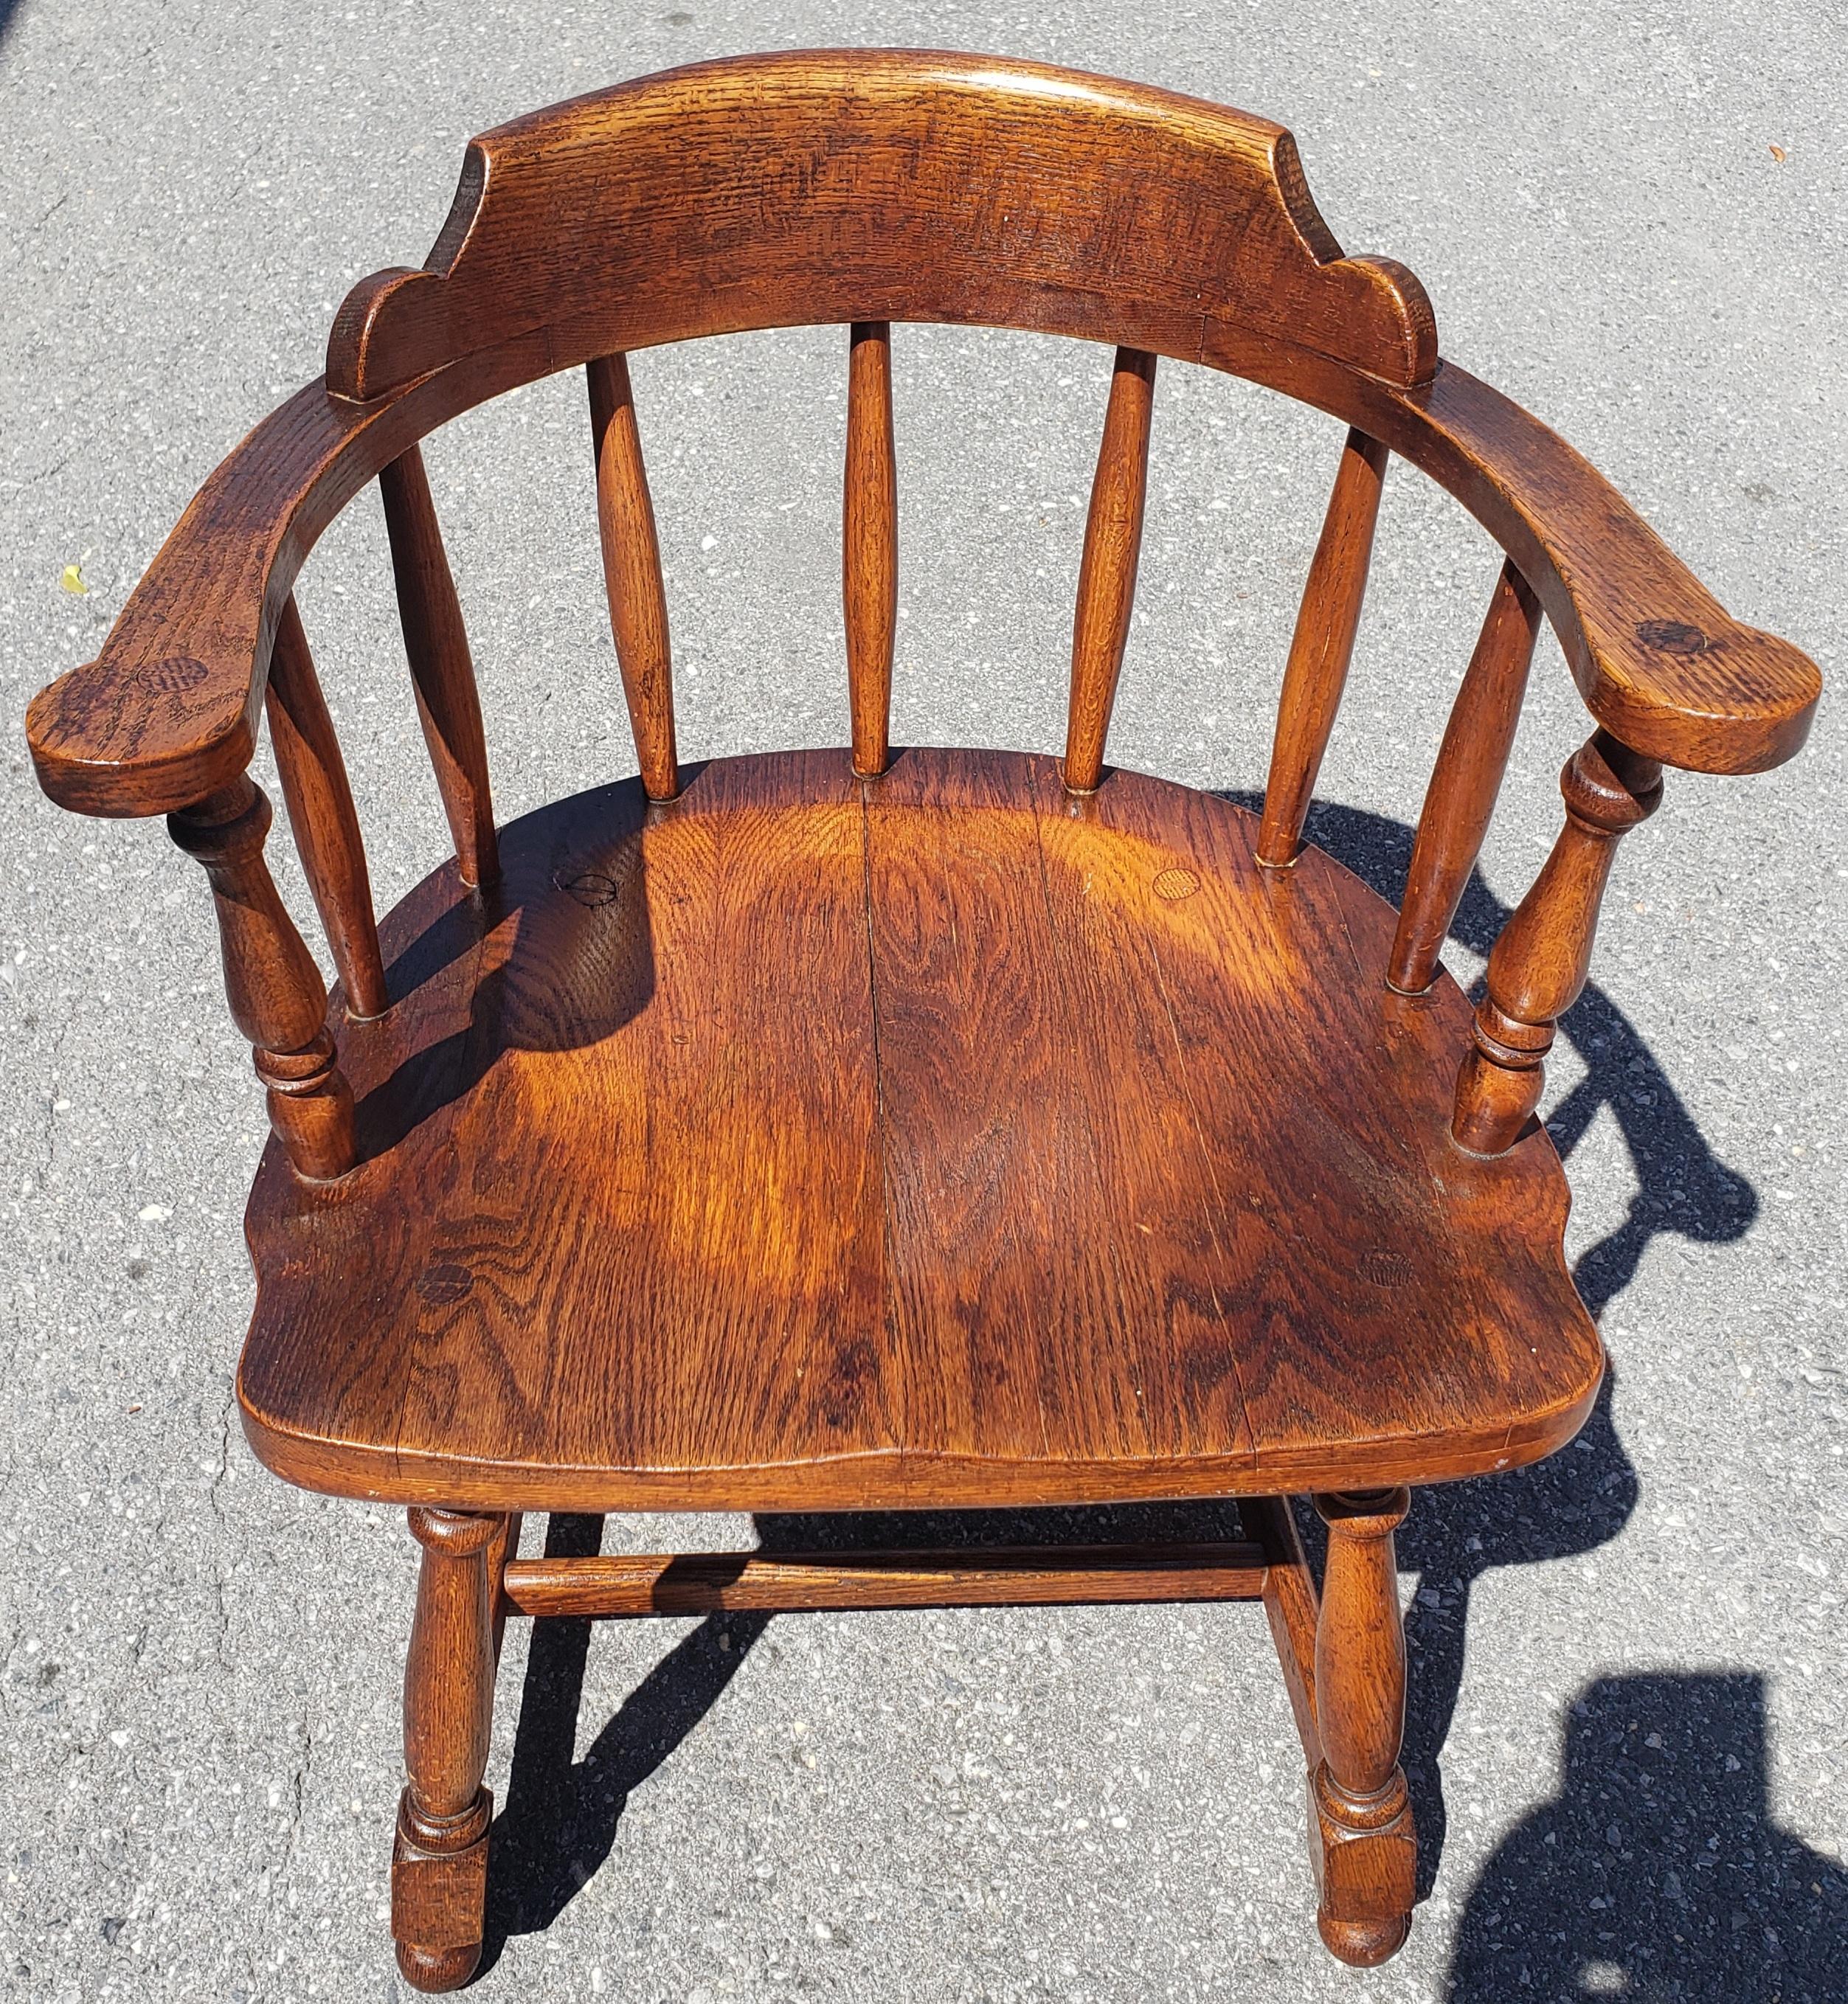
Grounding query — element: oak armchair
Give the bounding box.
[26,50,1820,1988]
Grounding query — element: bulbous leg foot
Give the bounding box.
[1318,1910,1412,1968]
[395,1938,482,1992]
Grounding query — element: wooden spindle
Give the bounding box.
[844,320,898,777]
[265,593,389,1019]
[379,444,499,890]
[1309,1489,1416,1966]
[1386,558,1542,994]
[587,351,679,801]
[167,779,355,1179]
[1257,429,1390,865]
[1063,346,1157,794]
[1452,729,1662,1155]
[392,1507,505,1991]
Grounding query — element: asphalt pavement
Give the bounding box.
[2,2,1844,1999]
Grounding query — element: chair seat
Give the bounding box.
[238,746,1602,1510]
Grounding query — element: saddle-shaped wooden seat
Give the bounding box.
[27,49,1817,1992]
[243,747,1599,1510]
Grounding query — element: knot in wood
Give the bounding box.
[407,1508,501,1558]
[1635,618,1709,656]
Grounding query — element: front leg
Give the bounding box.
[393,1507,508,1991]
[1309,1488,1416,1966]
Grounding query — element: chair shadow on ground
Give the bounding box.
[477,795,1797,1979]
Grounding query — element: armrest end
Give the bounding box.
[27,658,258,817]
[1388,364,1822,774]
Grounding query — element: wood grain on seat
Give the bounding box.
[238,747,1600,1511]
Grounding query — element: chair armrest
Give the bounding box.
[23,332,545,818]
[1373,361,1821,774]
[27,382,368,816]
[27,344,1821,815]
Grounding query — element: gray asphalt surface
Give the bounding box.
[3,2,1845,2000]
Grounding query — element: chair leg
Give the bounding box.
[1308,1488,1416,1966]
[392,1507,507,1992]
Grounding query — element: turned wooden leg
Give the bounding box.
[393,1507,506,1991]
[1309,1488,1416,1966]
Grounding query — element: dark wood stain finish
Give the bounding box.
[264,593,390,1019]
[22,49,1818,1987]
[1258,426,1388,864]
[237,750,1599,1509]
[587,350,679,801]
[844,319,899,777]
[379,445,499,890]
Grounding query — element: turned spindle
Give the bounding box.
[1452,728,1662,1154]
[392,1507,508,1993]
[1257,429,1388,865]
[380,444,500,890]
[1388,558,1541,994]
[1064,346,1157,794]
[845,320,898,777]
[266,592,390,1019]
[167,779,355,1179]
[1309,1488,1416,1966]
[588,350,679,801]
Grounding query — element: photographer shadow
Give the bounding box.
[1447,1673,1847,2000]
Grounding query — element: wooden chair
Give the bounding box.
[26,51,1820,1989]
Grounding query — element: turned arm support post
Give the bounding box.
[1452,727,1662,1155]
[167,777,356,1180]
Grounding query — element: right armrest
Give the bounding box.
[1368,361,1821,775]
